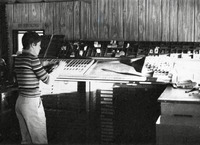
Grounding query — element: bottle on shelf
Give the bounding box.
[125,43,130,56]
[154,46,160,56]
[95,48,100,57]
[82,46,88,57]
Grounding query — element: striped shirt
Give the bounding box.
[14,52,49,98]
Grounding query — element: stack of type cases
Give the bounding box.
[96,89,114,144]
[41,85,87,144]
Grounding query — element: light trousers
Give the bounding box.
[15,95,48,144]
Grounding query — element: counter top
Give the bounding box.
[56,60,171,83]
[158,86,200,103]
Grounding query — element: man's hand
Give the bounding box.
[43,60,60,73]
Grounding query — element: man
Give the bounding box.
[14,31,64,144]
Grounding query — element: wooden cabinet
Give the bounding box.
[157,86,200,145]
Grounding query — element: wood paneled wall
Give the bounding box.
[90,0,200,42]
[5,0,200,43]
[6,1,90,37]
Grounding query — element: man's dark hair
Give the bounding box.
[22,31,41,50]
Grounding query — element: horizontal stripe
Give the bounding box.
[14,52,49,98]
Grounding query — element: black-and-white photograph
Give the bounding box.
[0,0,200,145]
